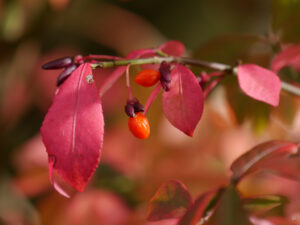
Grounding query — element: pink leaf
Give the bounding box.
[147,180,192,221]
[159,40,185,57]
[41,63,104,194]
[230,140,298,183]
[178,190,216,225]
[237,64,281,106]
[162,64,204,136]
[271,45,300,73]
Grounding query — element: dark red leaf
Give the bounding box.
[230,140,298,183]
[236,64,281,106]
[41,63,104,195]
[162,64,204,136]
[178,190,216,225]
[147,180,192,221]
[271,45,300,73]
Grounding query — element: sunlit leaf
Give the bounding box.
[147,180,192,221]
[236,64,281,106]
[41,63,104,195]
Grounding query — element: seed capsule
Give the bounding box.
[128,113,150,139]
[56,64,77,86]
[133,100,144,113]
[42,57,73,70]
[125,103,135,118]
[159,61,171,83]
[134,69,161,87]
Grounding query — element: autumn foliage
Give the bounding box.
[2,1,300,225]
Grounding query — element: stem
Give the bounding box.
[91,56,232,72]
[144,83,162,114]
[281,81,300,97]
[125,66,133,99]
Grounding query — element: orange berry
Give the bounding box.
[128,113,150,139]
[134,69,161,87]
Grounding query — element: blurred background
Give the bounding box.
[1,0,300,224]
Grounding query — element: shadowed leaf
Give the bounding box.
[147,180,192,221]
[272,45,300,73]
[231,140,298,183]
[209,185,251,225]
[178,190,217,225]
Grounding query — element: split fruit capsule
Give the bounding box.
[128,113,150,139]
[134,69,161,87]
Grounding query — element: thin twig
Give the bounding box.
[281,81,300,97]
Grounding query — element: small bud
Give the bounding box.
[133,101,144,113]
[125,103,135,118]
[74,55,84,65]
[160,80,171,92]
[159,61,171,83]
[56,64,77,86]
[42,57,73,70]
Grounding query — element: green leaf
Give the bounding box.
[244,194,289,217]
[209,185,251,225]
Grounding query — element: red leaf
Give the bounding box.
[178,190,216,225]
[237,64,281,106]
[271,45,300,73]
[162,64,204,136]
[147,180,192,221]
[159,40,185,57]
[41,63,104,194]
[230,140,298,183]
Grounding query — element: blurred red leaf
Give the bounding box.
[63,190,131,225]
[271,45,300,73]
[178,190,217,225]
[230,140,298,183]
[147,180,192,221]
[250,216,298,225]
[236,64,281,106]
[41,63,104,195]
[162,64,204,136]
[159,40,185,57]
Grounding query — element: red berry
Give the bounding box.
[134,69,161,87]
[128,113,150,139]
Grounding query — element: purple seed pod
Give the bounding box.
[133,101,144,113]
[159,61,171,83]
[160,80,171,92]
[125,103,135,118]
[56,64,77,86]
[42,57,73,70]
